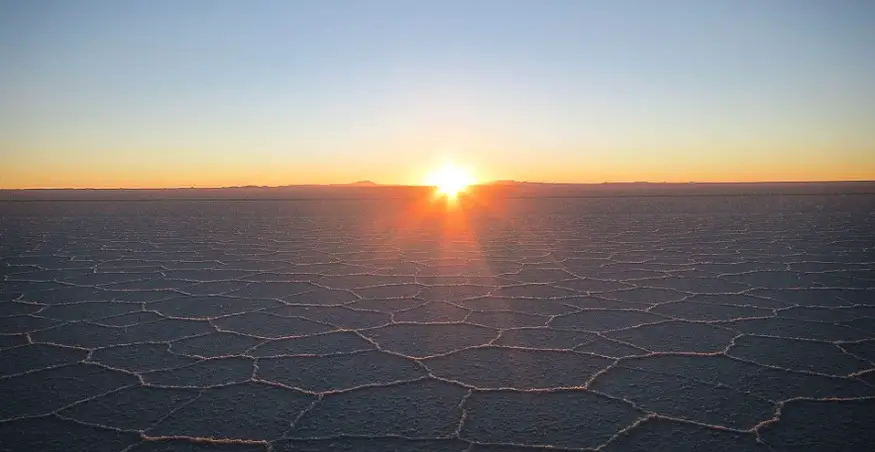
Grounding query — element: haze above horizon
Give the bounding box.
[2,0,874,189]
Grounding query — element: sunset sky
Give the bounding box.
[2,0,874,188]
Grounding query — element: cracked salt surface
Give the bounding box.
[1,195,874,451]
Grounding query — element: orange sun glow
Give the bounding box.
[425,164,476,198]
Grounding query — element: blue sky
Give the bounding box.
[2,0,874,187]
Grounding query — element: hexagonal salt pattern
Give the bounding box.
[1,196,873,451]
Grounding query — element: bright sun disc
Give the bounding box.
[426,164,476,198]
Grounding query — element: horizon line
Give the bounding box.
[3,179,875,191]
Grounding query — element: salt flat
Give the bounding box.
[1,194,874,451]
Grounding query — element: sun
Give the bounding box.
[425,164,476,198]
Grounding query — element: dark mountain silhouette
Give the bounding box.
[2,181,873,201]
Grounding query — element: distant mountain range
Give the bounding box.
[1,181,873,201]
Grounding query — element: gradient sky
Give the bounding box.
[2,0,874,188]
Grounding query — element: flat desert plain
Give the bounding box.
[1,193,874,451]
